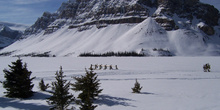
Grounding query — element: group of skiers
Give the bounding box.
[88,63,211,72]
[89,64,118,70]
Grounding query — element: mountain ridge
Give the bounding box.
[0,21,29,32]
[23,0,219,35]
[0,22,28,49]
[0,0,220,56]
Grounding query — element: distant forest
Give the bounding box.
[79,51,145,57]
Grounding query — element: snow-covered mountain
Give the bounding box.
[0,22,28,49]
[0,0,220,57]
[0,21,29,32]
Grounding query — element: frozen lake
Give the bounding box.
[0,57,220,110]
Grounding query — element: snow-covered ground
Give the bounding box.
[0,57,220,110]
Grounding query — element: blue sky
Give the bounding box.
[0,0,67,25]
[0,0,219,26]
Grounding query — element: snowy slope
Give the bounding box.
[0,36,16,49]
[112,18,169,51]
[1,17,220,57]
[0,57,220,110]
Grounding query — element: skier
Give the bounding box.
[203,63,211,72]
[99,64,103,70]
[115,65,118,70]
[109,65,113,70]
[104,65,107,70]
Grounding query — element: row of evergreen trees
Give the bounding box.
[2,58,143,110]
[79,51,145,57]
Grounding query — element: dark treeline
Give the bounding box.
[79,51,145,57]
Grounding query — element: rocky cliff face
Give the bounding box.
[153,0,219,34]
[24,0,219,36]
[24,12,58,35]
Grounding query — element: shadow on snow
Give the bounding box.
[95,94,136,107]
[0,92,51,110]
[139,92,155,95]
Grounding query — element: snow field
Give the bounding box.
[0,57,220,110]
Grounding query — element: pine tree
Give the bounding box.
[3,58,35,98]
[47,66,74,110]
[39,78,50,91]
[72,69,103,110]
[131,79,142,93]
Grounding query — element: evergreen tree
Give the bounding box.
[72,69,103,110]
[47,66,74,110]
[39,78,50,91]
[131,79,142,93]
[3,58,35,98]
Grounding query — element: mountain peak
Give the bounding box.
[0,22,23,49]
[0,21,29,32]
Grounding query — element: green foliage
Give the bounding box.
[72,69,103,110]
[3,58,35,98]
[39,78,50,91]
[47,66,74,110]
[131,79,142,93]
